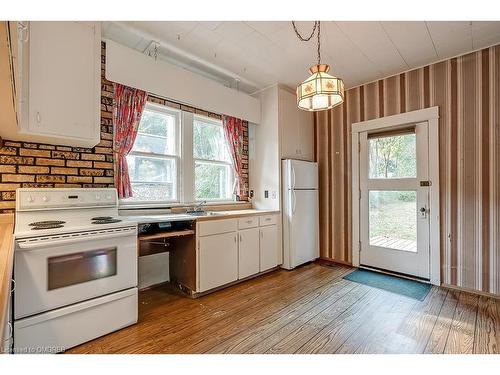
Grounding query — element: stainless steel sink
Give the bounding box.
[186,211,223,217]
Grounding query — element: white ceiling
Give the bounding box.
[102,21,500,94]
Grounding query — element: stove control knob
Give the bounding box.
[42,195,49,202]
[105,194,112,200]
[95,194,101,200]
[27,195,34,203]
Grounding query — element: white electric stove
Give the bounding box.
[12,188,138,354]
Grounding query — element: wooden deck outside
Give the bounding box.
[370,235,417,252]
[67,263,500,354]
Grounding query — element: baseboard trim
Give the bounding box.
[318,257,353,267]
[441,283,500,300]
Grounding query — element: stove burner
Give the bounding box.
[31,224,64,230]
[29,220,66,226]
[91,216,113,221]
[92,219,122,224]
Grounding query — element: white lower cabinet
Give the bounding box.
[199,232,238,292]
[238,228,260,279]
[197,214,279,293]
[259,225,278,272]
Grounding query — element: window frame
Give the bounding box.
[120,102,182,206]
[193,115,234,202]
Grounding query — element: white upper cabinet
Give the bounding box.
[18,22,101,147]
[279,88,314,161]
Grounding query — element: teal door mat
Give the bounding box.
[343,269,431,301]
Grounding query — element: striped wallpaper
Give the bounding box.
[314,44,500,295]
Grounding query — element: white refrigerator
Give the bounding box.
[282,159,320,269]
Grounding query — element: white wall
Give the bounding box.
[249,85,280,210]
[105,40,261,124]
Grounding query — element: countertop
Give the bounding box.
[194,209,280,222]
[0,214,14,343]
[122,209,280,224]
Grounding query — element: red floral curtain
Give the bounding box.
[222,115,244,199]
[113,83,148,199]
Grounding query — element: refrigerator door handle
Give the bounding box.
[291,165,296,189]
[292,190,297,215]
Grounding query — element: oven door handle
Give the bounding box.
[16,229,137,250]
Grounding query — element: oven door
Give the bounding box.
[14,227,138,319]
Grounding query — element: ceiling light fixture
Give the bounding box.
[292,21,345,111]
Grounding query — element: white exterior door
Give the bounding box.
[359,122,430,279]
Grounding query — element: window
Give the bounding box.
[123,103,180,203]
[119,103,237,206]
[193,116,234,201]
[368,132,416,179]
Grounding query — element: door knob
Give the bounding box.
[419,207,427,218]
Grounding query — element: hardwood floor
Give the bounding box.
[67,263,500,354]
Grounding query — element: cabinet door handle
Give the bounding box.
[239,234,242,242]
[234,236,237,243]
[36,111,42,124]
[260,230,263,238]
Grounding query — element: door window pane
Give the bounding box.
[126,155,176,201]
[195,161,231,200]
[369,190,417,252]
[369,133,416,179]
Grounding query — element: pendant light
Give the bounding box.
[293,21,345,111]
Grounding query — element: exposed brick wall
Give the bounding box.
[0,41,249,212]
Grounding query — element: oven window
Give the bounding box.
[47,247,117,290]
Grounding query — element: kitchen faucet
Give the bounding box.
[190,200,207,212]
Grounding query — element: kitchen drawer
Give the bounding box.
[197,219,237,237]
[259,215,277,227]
[13,288,137,353]
[238,216,259,229]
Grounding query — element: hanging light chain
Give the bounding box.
[291,21,322,65]
[317,21,321,65]
[291,21,318,41]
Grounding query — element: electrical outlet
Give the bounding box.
[271,191,277,199]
